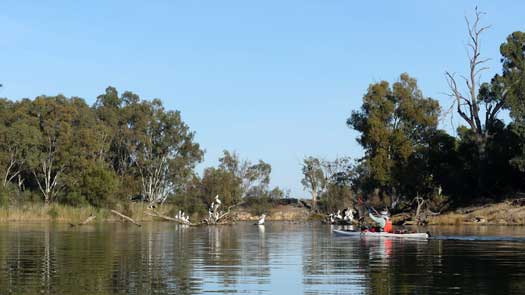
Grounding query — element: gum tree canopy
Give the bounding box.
[347,73,440,198]
[134,99,204,204]
[92,87,204,205]
[487,31,525,171]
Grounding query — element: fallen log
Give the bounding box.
[111,209,141,227]
[69,214,96,227]
[144,210,193,225]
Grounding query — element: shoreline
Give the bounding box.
[0,200,524,226]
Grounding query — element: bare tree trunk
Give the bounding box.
[110,209,141,227]
[144,210,193,225]
[445,8,494,192]
[69,214,96,227]
[413,196,426,225]
[138,154,170,205]
[33,159,63,203]
[2,152,23,188]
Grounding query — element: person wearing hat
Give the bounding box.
[368,208,393,233]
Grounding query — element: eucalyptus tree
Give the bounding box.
[218,150,272,198]
[484,31,525,172]
[93,87,204,204]
[347,73,440,199]
[132,99,203,204]
[0,99,39,188]
[61,97,116,206]
[301,156,326,209]
[93,87,134,176]
[200,167,243,207]
[27,95,78,203]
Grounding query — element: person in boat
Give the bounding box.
[368,209,393,233]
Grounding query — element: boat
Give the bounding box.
[333,229,429,239]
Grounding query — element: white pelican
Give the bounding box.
[335,210,342,220]
[215,195,221,205]
[344,208,354,223]
[257,214,266,225]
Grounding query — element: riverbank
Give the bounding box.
[1,198,525,225]
[0,202,312,224]
[426,199,525,225]
[0,203,160,223]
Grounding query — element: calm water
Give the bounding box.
[0,223,524,295]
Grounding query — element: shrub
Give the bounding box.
[58,191,88,207]
[47,206,59,219]
[244,196,273,216]
[80,164,118,208]
[0,189,8,208]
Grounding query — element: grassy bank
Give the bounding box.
[427,200,525,225]
[234,204,310,221]
[0,203,178,223]
[3,199,524,225]
[0,201,312,223]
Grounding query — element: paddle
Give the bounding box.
[367,206,380,216]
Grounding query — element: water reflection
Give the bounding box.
[0,223,524,294]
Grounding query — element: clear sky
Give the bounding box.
[1,1,524,197]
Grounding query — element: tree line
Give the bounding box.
[0,87,283,217]
[302,12,525,213]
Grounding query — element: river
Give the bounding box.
[0,223,524,294]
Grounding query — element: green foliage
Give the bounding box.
[347,73,440,198]
[345,31,525,204]
[318,184,354,213]
[301,156,357,213]
[493,31,525,179]
[0,86,205,209]
[497,31,525,122]
[0,189,8,208]
[244,196,273,216]
[58,191,88,207]
[200,167,242,207]
[171,150,281,219]
[219,150,272,198]
[79,164,118,208]
[47,206,59,219]
[301,157,326,206]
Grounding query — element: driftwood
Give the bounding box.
[204,203,238,225]
[144,210,193,225]
[69,214,96,227]
[111,209,141,227]
[403,220,417,226]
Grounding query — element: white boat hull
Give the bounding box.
[333,229,429,239]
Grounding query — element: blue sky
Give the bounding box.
[1,1,524,197]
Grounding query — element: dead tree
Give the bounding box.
[412,195,427,225]
[203,195,237,224]
[69,214,96,227]
[445,8,509,189]
[111,209,141,227]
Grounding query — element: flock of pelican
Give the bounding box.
[208,195,222,221]
[175,195,267,226]
[176,210,190,223]
[328,208,356,224]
